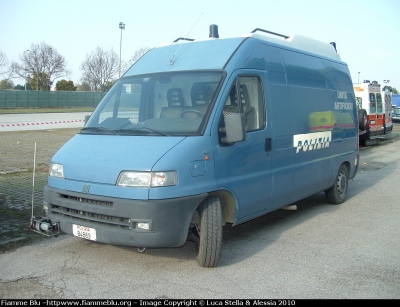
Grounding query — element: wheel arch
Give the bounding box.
[342,160,350,174]
[342,158,358,180]
[208,190,237,226]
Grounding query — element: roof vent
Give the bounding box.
[209,24,219,38]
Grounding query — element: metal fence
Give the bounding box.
[0,90,106,108]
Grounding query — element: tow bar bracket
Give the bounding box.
[30,216,60,237]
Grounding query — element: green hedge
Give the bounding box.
[0,90,106,108]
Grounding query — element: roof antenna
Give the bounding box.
[170,13,203,65]
[330,42,337,52]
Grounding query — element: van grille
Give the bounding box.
[50,205,131,229]
[61,194,113,207]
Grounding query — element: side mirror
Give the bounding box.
[221,113,246,144]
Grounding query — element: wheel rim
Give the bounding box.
[337,170,346,196]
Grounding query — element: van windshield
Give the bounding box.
[82,71,224,136]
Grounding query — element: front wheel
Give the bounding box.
[195,196,223,268]
[325,164,349,204]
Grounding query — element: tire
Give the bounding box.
[325,164,349,204]
[358,109,367,131]
[196,196,223,268]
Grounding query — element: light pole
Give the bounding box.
[358,72,360,84]
[119,22,125,78]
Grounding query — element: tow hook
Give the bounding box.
[138,247,146,253]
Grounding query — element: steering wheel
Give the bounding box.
[180,110,204,118]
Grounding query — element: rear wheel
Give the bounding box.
[358,109,367,131]
[325,164,349,204]
[195,196,223,268]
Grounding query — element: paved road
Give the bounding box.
[0,112,91,131]
[0,136,399,299]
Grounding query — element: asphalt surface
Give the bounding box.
[0,122,399,299]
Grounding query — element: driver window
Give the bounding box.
[223,76,265,132]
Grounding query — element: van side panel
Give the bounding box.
[262,45,294,207]
[223,39,357,220]
[323,60,358,179]
[283,50,327,89]
[262,43,357,206]
[289,86,333,198]
[267,85,294,206]
[268,47,334,203]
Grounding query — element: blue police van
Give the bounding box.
[43,25,359,267]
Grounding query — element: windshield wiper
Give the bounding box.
[80,127,118,135]
[120,127,169,136]
[117,126,169,136]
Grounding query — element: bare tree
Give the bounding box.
[0,51,8,74]
[0,51,15,83]
[117,47,151,77]
[127,47,151,67]
[80,47,119,91]
[11,42,69,90]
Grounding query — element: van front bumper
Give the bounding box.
[43,185,207,248]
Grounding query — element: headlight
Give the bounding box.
[49,163,64,179]
[117,171,177,187]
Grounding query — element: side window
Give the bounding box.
[222,76,265,132]
[376,93,383,113]
[369,93,376,113]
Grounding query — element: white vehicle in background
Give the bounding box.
[354,81,391,146]
[382,85,393,134]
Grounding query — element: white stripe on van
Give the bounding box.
[294,131,332,153]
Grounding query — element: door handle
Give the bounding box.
[265,138,272,152]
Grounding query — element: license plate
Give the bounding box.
[72,224,97,241]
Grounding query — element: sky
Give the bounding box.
[1,0,399,90]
